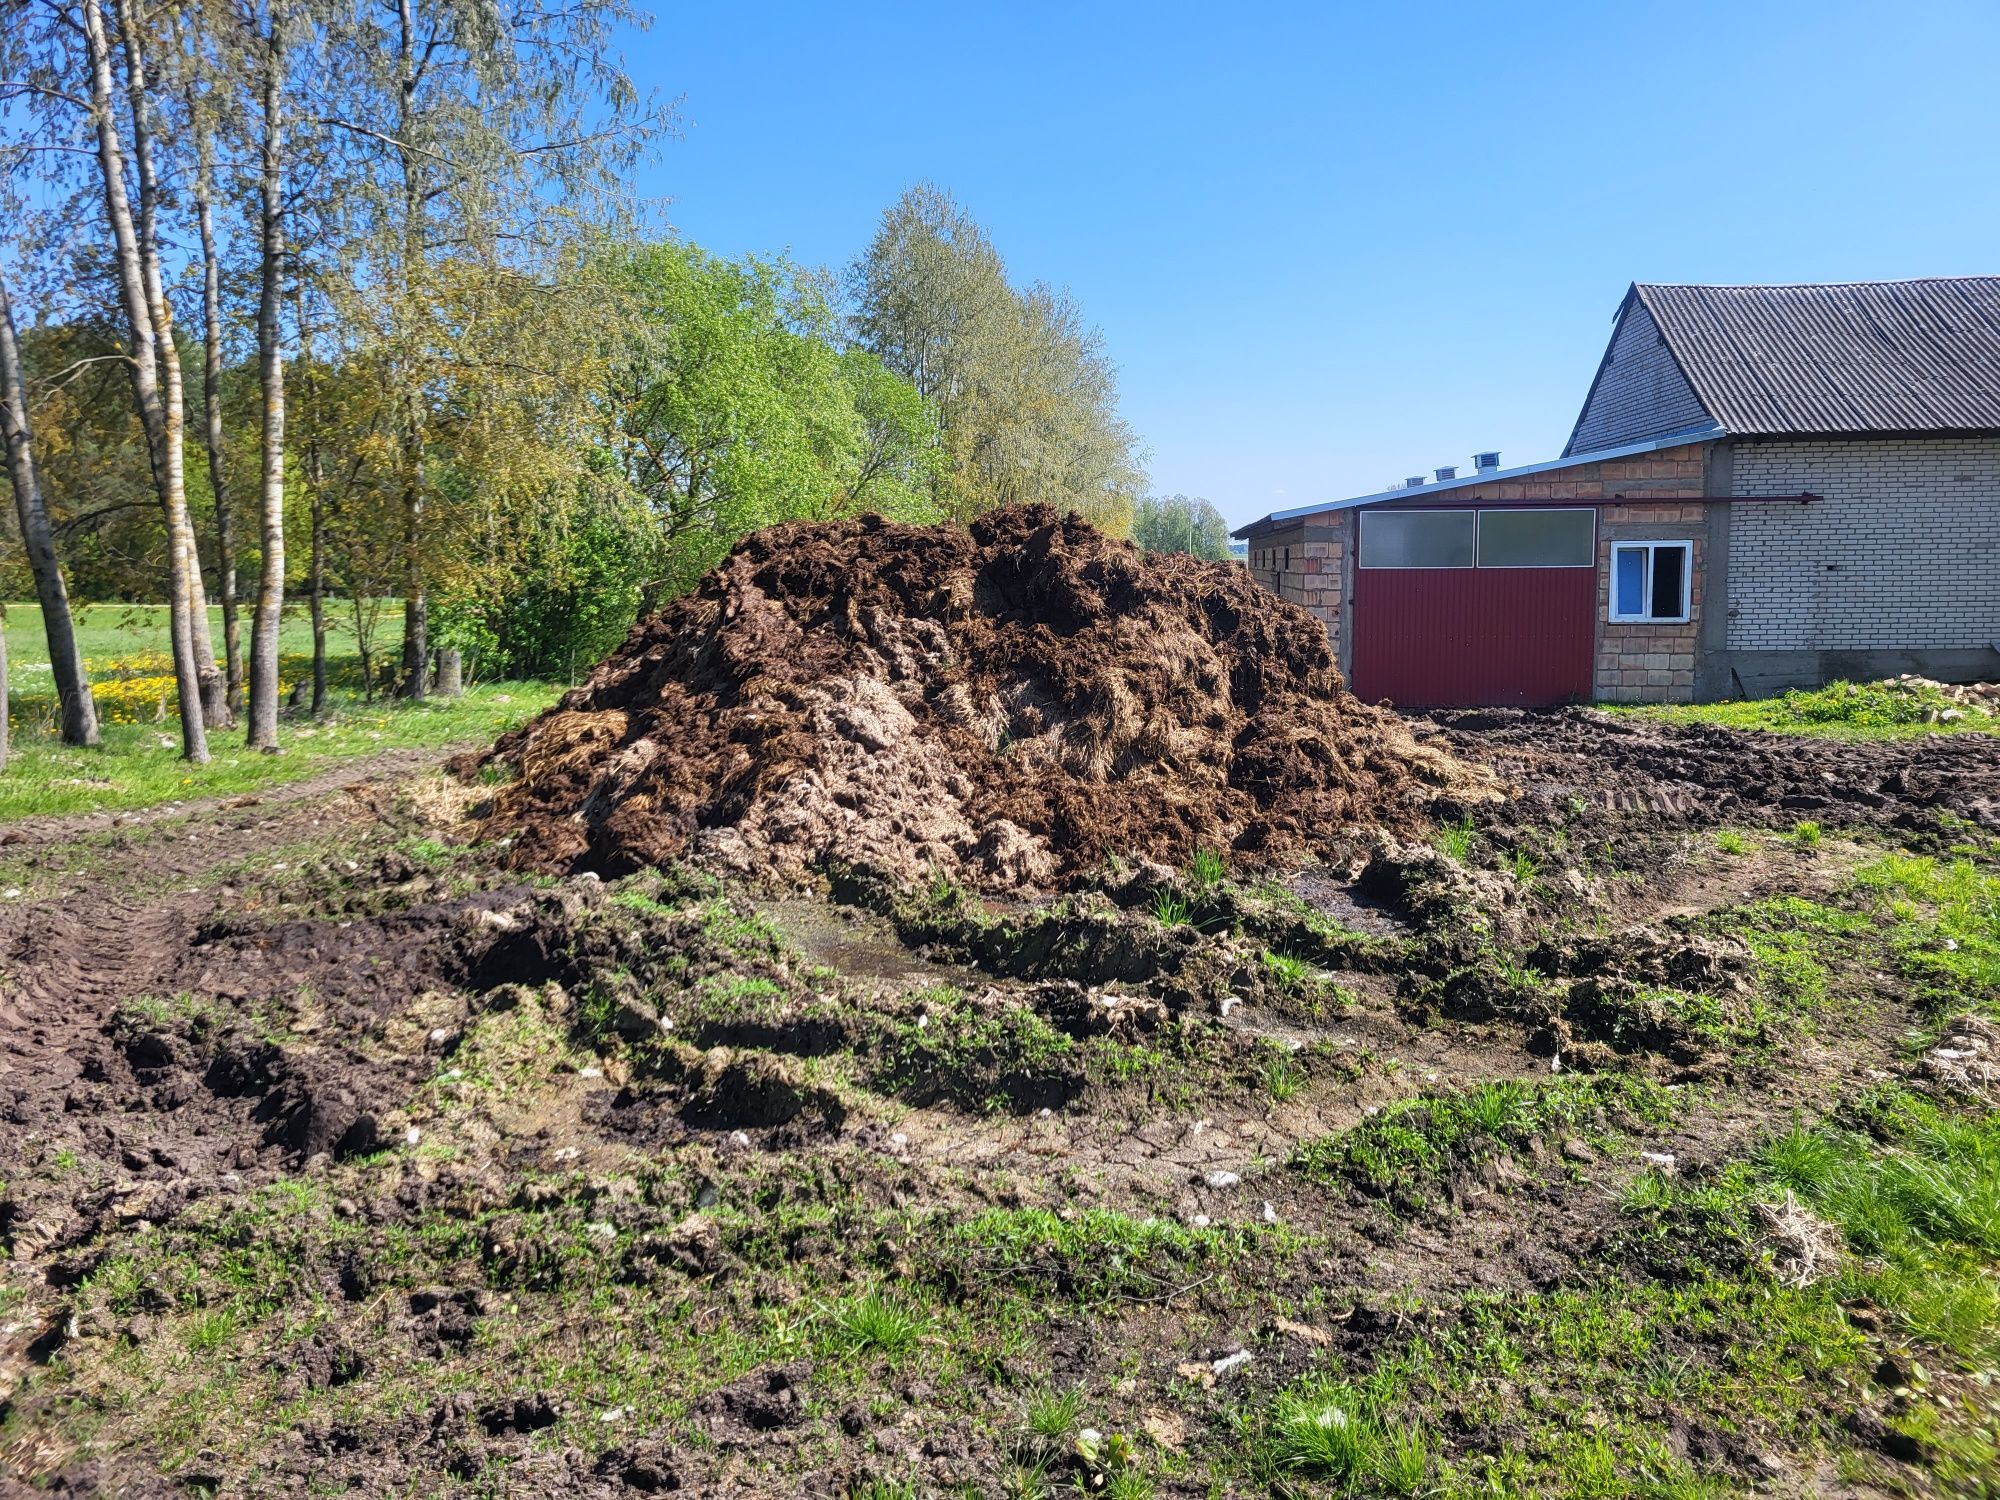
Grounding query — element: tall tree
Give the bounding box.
[318,0,667,699]
[245,1,288,750]
[188,66,243,717]
[607,241,939,596]
[77,0,210,759]
[0,267,100,747]
[113,0,229,731]
[1133,494,1231,561]
[851,184,1144,532]
[294,283,330,714]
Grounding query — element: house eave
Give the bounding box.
[1231,424,1726,540]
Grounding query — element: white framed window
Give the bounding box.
[1610,541,1692,623]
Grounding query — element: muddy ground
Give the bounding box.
[3,711,2000,1498]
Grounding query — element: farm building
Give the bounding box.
[1236,277,2000,706]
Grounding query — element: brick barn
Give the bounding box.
[1236,277,2000,706]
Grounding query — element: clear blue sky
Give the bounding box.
[624,0,2000,529]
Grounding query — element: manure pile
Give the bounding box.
[476,505,1475,890]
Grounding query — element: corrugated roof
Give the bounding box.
[1635,278,2000,437]
[1231,425,1722,538]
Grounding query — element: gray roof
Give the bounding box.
[1634,277,2000,437]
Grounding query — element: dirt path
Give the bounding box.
[0,743,460,856]
[0,745,463,1091]
[1425,706,2000,830]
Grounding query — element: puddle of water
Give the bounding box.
[759,898,966,984]
[1280,870,1410,937]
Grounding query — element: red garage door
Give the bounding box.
[1349,507,1596,709]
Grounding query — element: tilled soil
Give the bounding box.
[3,726,1997,1498]
[473,505,1487,890]
[1425,705,2000,831]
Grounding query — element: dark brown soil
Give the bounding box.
[7,705,1998,1496]
[1423,706,2000,833]
[471,505,1483,890]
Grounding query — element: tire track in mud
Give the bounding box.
[0,746,472,1088]
[0,893,202,1082]
[1426,707,2000,830]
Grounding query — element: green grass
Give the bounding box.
[820,1292,933,1362]
[1437,815,1477,863]
[1853,853,2000,1012]
[1,602,557,818]
[1612,679,2000,739]
[1022,1383,1085,1442]
[1292,1076,1677,1208]
[1262,1047,1306,1103]
[1186,846,1228,891]
[934,1206,1278,1305]
[868,986,1078,1114]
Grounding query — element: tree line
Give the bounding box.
[2,1,1221,765]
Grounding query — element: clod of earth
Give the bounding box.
[469,504,1491,891]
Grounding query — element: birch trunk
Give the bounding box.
[193,118,242,717]
[247,14,287,751]
[0,274,99,748]
[81,0,208,762]
[295,289,328,715]
[116,0,227,731]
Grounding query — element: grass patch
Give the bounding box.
[1715,894,1870,1018]
[1770,1091,2000,1362]
[932,1206,1277,1305]
[1437,815,1477,863]
[820,1291,933,1363]
[1292,1076,1677,1212]
[868,986,1079,1114]
[1615,679,2000,739]
[1853,853,2000,1013]
[1,602,556,818]
[1186,846,1228,891]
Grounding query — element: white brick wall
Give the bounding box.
[1726,437,2000,652]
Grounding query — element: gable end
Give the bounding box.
[1564,292,1715,455]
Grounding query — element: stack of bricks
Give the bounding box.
[1247,520,1352,666]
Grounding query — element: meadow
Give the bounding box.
[0,602,559,820]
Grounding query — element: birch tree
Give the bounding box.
[77,0,211,760]
[111,0,230,732]
[851,184,1144,533]
[188,63,244,717]
[245,0,288,750]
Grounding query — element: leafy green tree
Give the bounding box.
[1133,494,1232,561]
[851,183,1142,533]
[607,240,940,597]
[476,493,657,682]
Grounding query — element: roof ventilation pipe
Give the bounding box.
[1434,466,1456,482]
[1474,451,1501,473]
[1405,475,1426,488]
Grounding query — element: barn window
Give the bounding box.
[1610,541,1692,622]
[1475,508,1594,567]
[1358,510,1474,568]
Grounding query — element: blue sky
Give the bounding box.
[625,0,2000,529]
